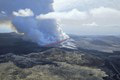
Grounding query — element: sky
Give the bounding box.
[0,24,12,33]
[0,0,120,35]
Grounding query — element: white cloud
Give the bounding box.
[53,0,80,11]
[37,6,120,35]
[36,9,88,20]
[36,7,120,26]
[13,8,34,17]
[90,7,120,20]
[90,7,120,26]
[53,0,120,11]
[82,22,98,26]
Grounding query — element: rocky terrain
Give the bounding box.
[0,33,120,80]
[70,35,120,53]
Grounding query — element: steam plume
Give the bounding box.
[11,0,69,46]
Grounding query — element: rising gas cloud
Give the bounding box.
[0,0,69,46]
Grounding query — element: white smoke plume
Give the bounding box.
[9,0,69,46]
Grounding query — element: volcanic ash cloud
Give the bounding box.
[11,0,69,46]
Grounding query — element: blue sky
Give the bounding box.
[0,0,120,35]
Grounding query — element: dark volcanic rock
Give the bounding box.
[1,33,120,80]
[0,48,104,69]
[0,53,58,68]
[0,33,52,55]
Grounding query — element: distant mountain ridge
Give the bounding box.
[70,35,120,53]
